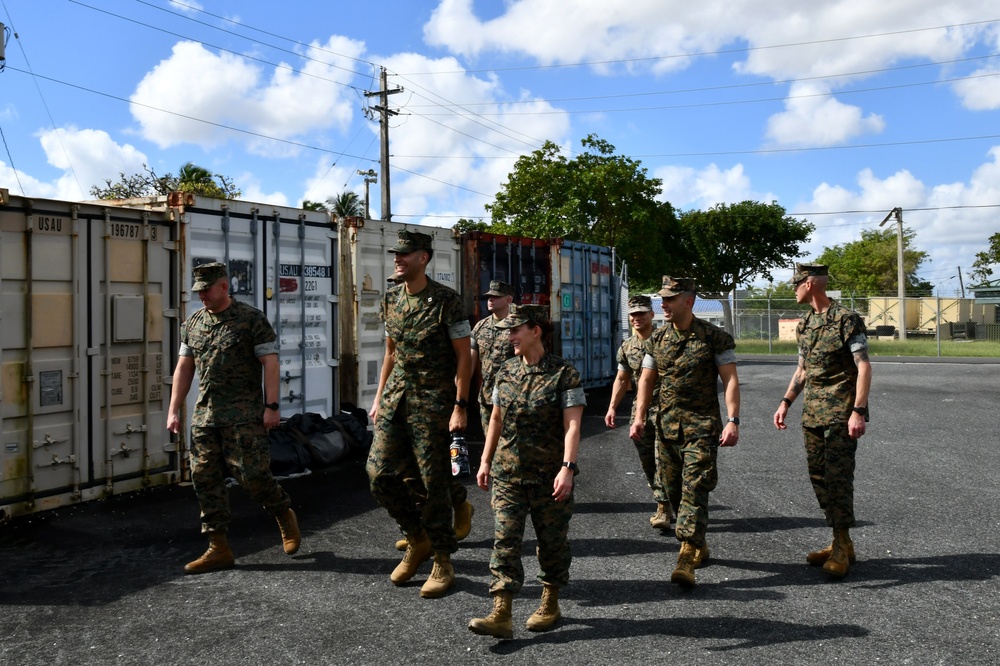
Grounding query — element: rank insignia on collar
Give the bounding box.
[427,296,433,303]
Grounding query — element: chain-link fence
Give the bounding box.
[730,294,1000,356]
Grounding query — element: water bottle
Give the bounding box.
[450,431,471,478]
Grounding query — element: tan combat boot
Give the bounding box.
[525,584,562,632]
[420,551,455,598]
[822,528,854,578]
[806,529,856,566]
[394,500,475,550]
[693,541,710,569]
[184,532,235,574]
[671,542,697,587]
[454,500,475,541]
[649,502,672,529]
[391,531,433,585]
[469,591,514,639]
[276,509,301,555]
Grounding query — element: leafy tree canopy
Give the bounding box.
[89,162,240,200]
[485,134,680,290]
[454,218,490,233]
[674,201,815,296]
[815,228,932,295]
[970,232,1000,284]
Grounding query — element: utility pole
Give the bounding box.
[880,207,907,340]
[957,266,965,298]
[363,67,402,221]
[357,169,377,221]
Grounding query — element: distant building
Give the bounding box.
[645,294,725,329]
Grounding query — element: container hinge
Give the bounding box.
[115,423,148,438]
[110,442,135,458]
[33,433,69,449]
[39,454,75,467]
[282,371,302,383]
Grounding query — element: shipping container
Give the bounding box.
[0,190,177,521]
[459,232,627,389]
[0,190,339,521]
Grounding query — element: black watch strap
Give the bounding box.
[455,398,468,409]
[265,402,280,410]
[562,461,579,475]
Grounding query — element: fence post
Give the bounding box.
[936,296,942,358]
[767,294,773,354]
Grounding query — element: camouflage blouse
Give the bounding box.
[378,278,470,421]
[797,300,868,428]
[179,299,277,427]
[490,354,586,485]
[642,317,736,441]
[617,332,660,422]
[471,315,515,406]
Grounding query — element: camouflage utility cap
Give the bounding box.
[192,262,228,292]
[496,303,549,329]
[628,294,653,313]
[387,229,433,254]
[484,280,515,297]
[658,276,696,298]
[792,263,829,284]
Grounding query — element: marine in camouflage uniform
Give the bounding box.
[605,294,667,526]
[471,280,517,437]
[167,262,299,574]
[630,277,740,587]
[469,304,585,638]
[366,230,472,598]
[774,263,872,578]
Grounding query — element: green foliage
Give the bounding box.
[674,201,814,296]
[970,232,1000,283]
[325,191,363,219]
[301,200,328,211]
[485,134,679,288]
[89,162,240,200]
[815,228,932,295]
[454,218,490,233]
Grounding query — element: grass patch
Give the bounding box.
[736,338,1000,357]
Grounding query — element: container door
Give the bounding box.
[0,195,178,520]
[347,221,459,413]
[180,198,338,423]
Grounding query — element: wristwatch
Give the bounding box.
[265,402,280,411]
[562,461,579,474]
[455,398,469,409]
[851,406,868,416]
[728,416,740,425]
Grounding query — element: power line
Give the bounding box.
[402,17,1000,75]
[4,65,377,164]
[68,0,365,92]
[404,52,1000,109]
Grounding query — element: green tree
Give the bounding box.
[325,191,363,221]
[454,218,490,233]
[485,134,680,289]
[302,200,329,212]
[815,228,932,296]
[970,232,1000,283]
[674,201,815,333]
[90,162,240,199]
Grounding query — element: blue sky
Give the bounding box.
[2,0,999,293]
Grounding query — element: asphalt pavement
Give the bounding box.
[1,356,999,665]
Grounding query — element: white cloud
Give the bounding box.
[794,154,1000,289]
[375,51,572,221]
[38,127,148,200]
[765,84,885,147]
[129,36,364,156]
[952,65,1000,110]
[655,162,775,209]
